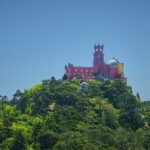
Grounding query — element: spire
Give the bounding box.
[94,43,104,51]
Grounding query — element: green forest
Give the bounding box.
[0,78,150,150]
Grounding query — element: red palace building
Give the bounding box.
[65,44,126,81]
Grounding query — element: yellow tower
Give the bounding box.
[118,63,127,82]
[118,63,124,76]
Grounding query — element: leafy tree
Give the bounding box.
[0,122,11,143]
[86,80,102,98]
[118,93,144,130]
[102,104,119,130]
[37,130,59,150]
[10,90,23,106]
[136,92,140,99]
[2,128,28,150]
[62,73,68,80]
[0,78,150,150]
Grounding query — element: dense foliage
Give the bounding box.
[0,78,150,150]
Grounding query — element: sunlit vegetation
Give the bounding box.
[0,77,150,150]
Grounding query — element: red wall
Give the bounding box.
[66,66,95,79]
[65,45,121,80]
[110,68,118,79]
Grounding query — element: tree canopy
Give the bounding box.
[0,78,150,150]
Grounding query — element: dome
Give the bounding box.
[80,82,88,88]
[108,58,119,66]
[80,82,88,93]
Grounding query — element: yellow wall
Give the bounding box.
[118,63,124,74]
[118,63,127,83]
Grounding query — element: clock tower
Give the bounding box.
[93,44,104,74]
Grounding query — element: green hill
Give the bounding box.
[0,78,150,150]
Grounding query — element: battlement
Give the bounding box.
[94,43,104,51]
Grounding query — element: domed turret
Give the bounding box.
[108,58,119,68]
[108,58,119,65]
[80,82,88,93]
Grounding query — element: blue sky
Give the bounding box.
[0,0,150,100]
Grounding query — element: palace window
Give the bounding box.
[86,69,88,72]
[75,69,78,72]
[80,69,83,72]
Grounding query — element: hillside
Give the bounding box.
[0,78,150,150]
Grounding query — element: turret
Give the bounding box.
[94,43,104,52]
[93,44,104,73]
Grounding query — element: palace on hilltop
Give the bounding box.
[65,44,126,81]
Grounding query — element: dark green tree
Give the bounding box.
[38,130,59,150]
